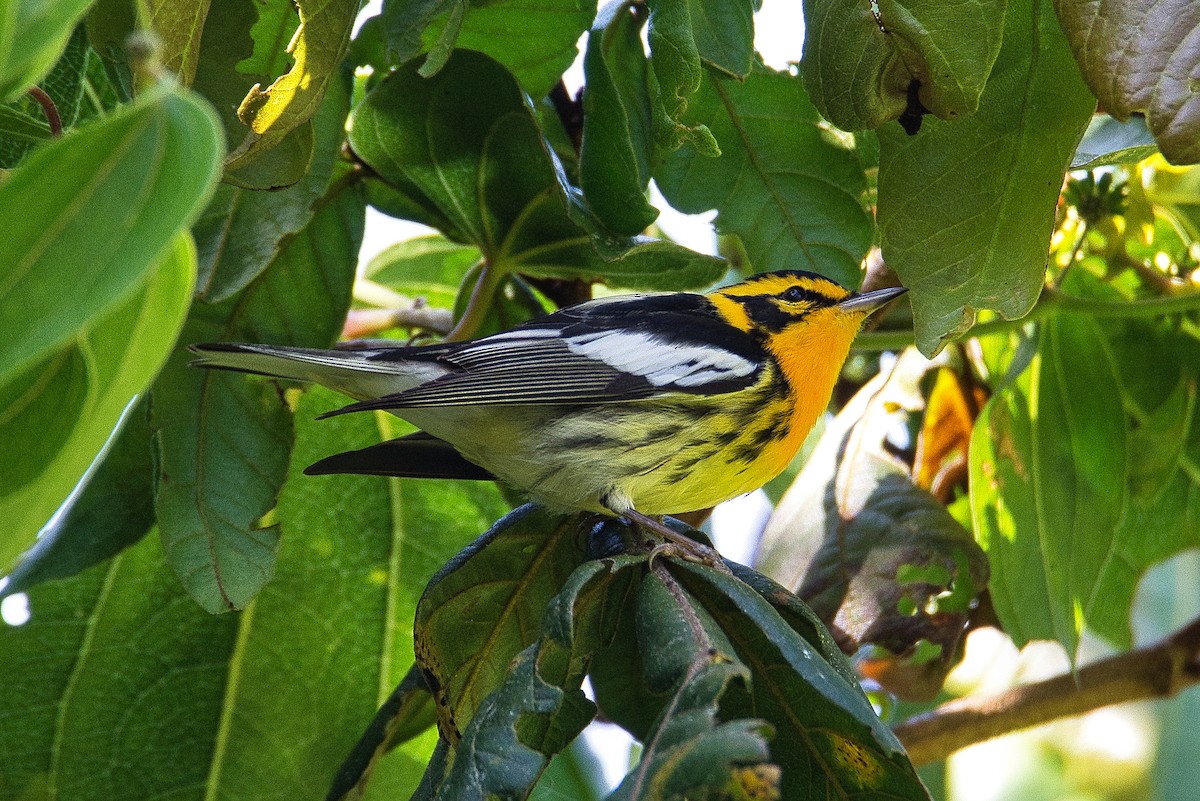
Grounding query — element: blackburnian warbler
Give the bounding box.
[191,271,903,544]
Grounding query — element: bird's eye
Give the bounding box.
[782,286,805,302]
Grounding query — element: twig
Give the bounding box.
[341,306,455,339]
[894,616,1200,765]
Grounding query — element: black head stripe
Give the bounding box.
[739,293,806,330]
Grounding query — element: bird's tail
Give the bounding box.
[188,342,443,401]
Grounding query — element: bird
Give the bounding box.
[190,270,905,555]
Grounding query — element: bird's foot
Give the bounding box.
[620,508,732,575]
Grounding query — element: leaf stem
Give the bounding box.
[28,86,62,136]
[854,286,1200,352]
[444,261,502,342]
[894,614,1200,765]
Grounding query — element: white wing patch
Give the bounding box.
[565,330,756,387]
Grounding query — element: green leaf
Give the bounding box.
[644,0,717,154]
[0,0,93,101]
[655,65,872,287]
[580,1,658,236]
[366,235,483,309]
[802,0,1006,131]
[297,376,509,799]
[974,313,1200,652]
[351,50,726,291]
[609,660,773,801]
[327,666,438,801]
[151,179,365,613]
[1,401,154,597]
[530,739,607,801]
[1054,0,1200,164]
[425,556,637,799]
[143,0,211,85]
[0,532,239,801]
[349,51,536,260]
[384,0,594,98]
[427,0,597,99]
[877,0,1095,356]
[672,562,930,800]
[0,234,195,574]
[0,104,51,166]
[0,80,222,382]
[381,0,456,64]
[0,23,89,167]
[192,68,350,301]
[970,313,1127,657]
[0,378,487,799]
[688,0,754,79]
[1071,113,1161,169]
[414,506,589,737]
[226,0,357,171]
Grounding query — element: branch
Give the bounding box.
[894,616,1200,766]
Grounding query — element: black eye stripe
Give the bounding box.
[779,286,827,305]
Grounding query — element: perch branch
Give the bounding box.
[894,616,1200,765]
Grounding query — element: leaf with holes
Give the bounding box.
[877,0,1095,355]
[673,562,930,800]
[802,0,1006,131]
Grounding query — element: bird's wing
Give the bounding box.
[304,431,496,480]
[325,292,768,414]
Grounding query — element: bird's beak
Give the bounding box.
[837,285,907,315]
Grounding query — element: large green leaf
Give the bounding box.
[151,180,364,613]
[579,1,657,235]
[0,79,222,381]
[0,532,238,801]
[688,0,754,79]
[802,0,1007,131]
[877,0,1095,355]
[226,0,357,171]
[0,234,195,574]
[655,65,872,287]
[972,312,1200,652]
[0,381,492,799]
[1054,0,1200,164]
[350,50,726,291]
[0,0,93,101]
[970,313,1127,657]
